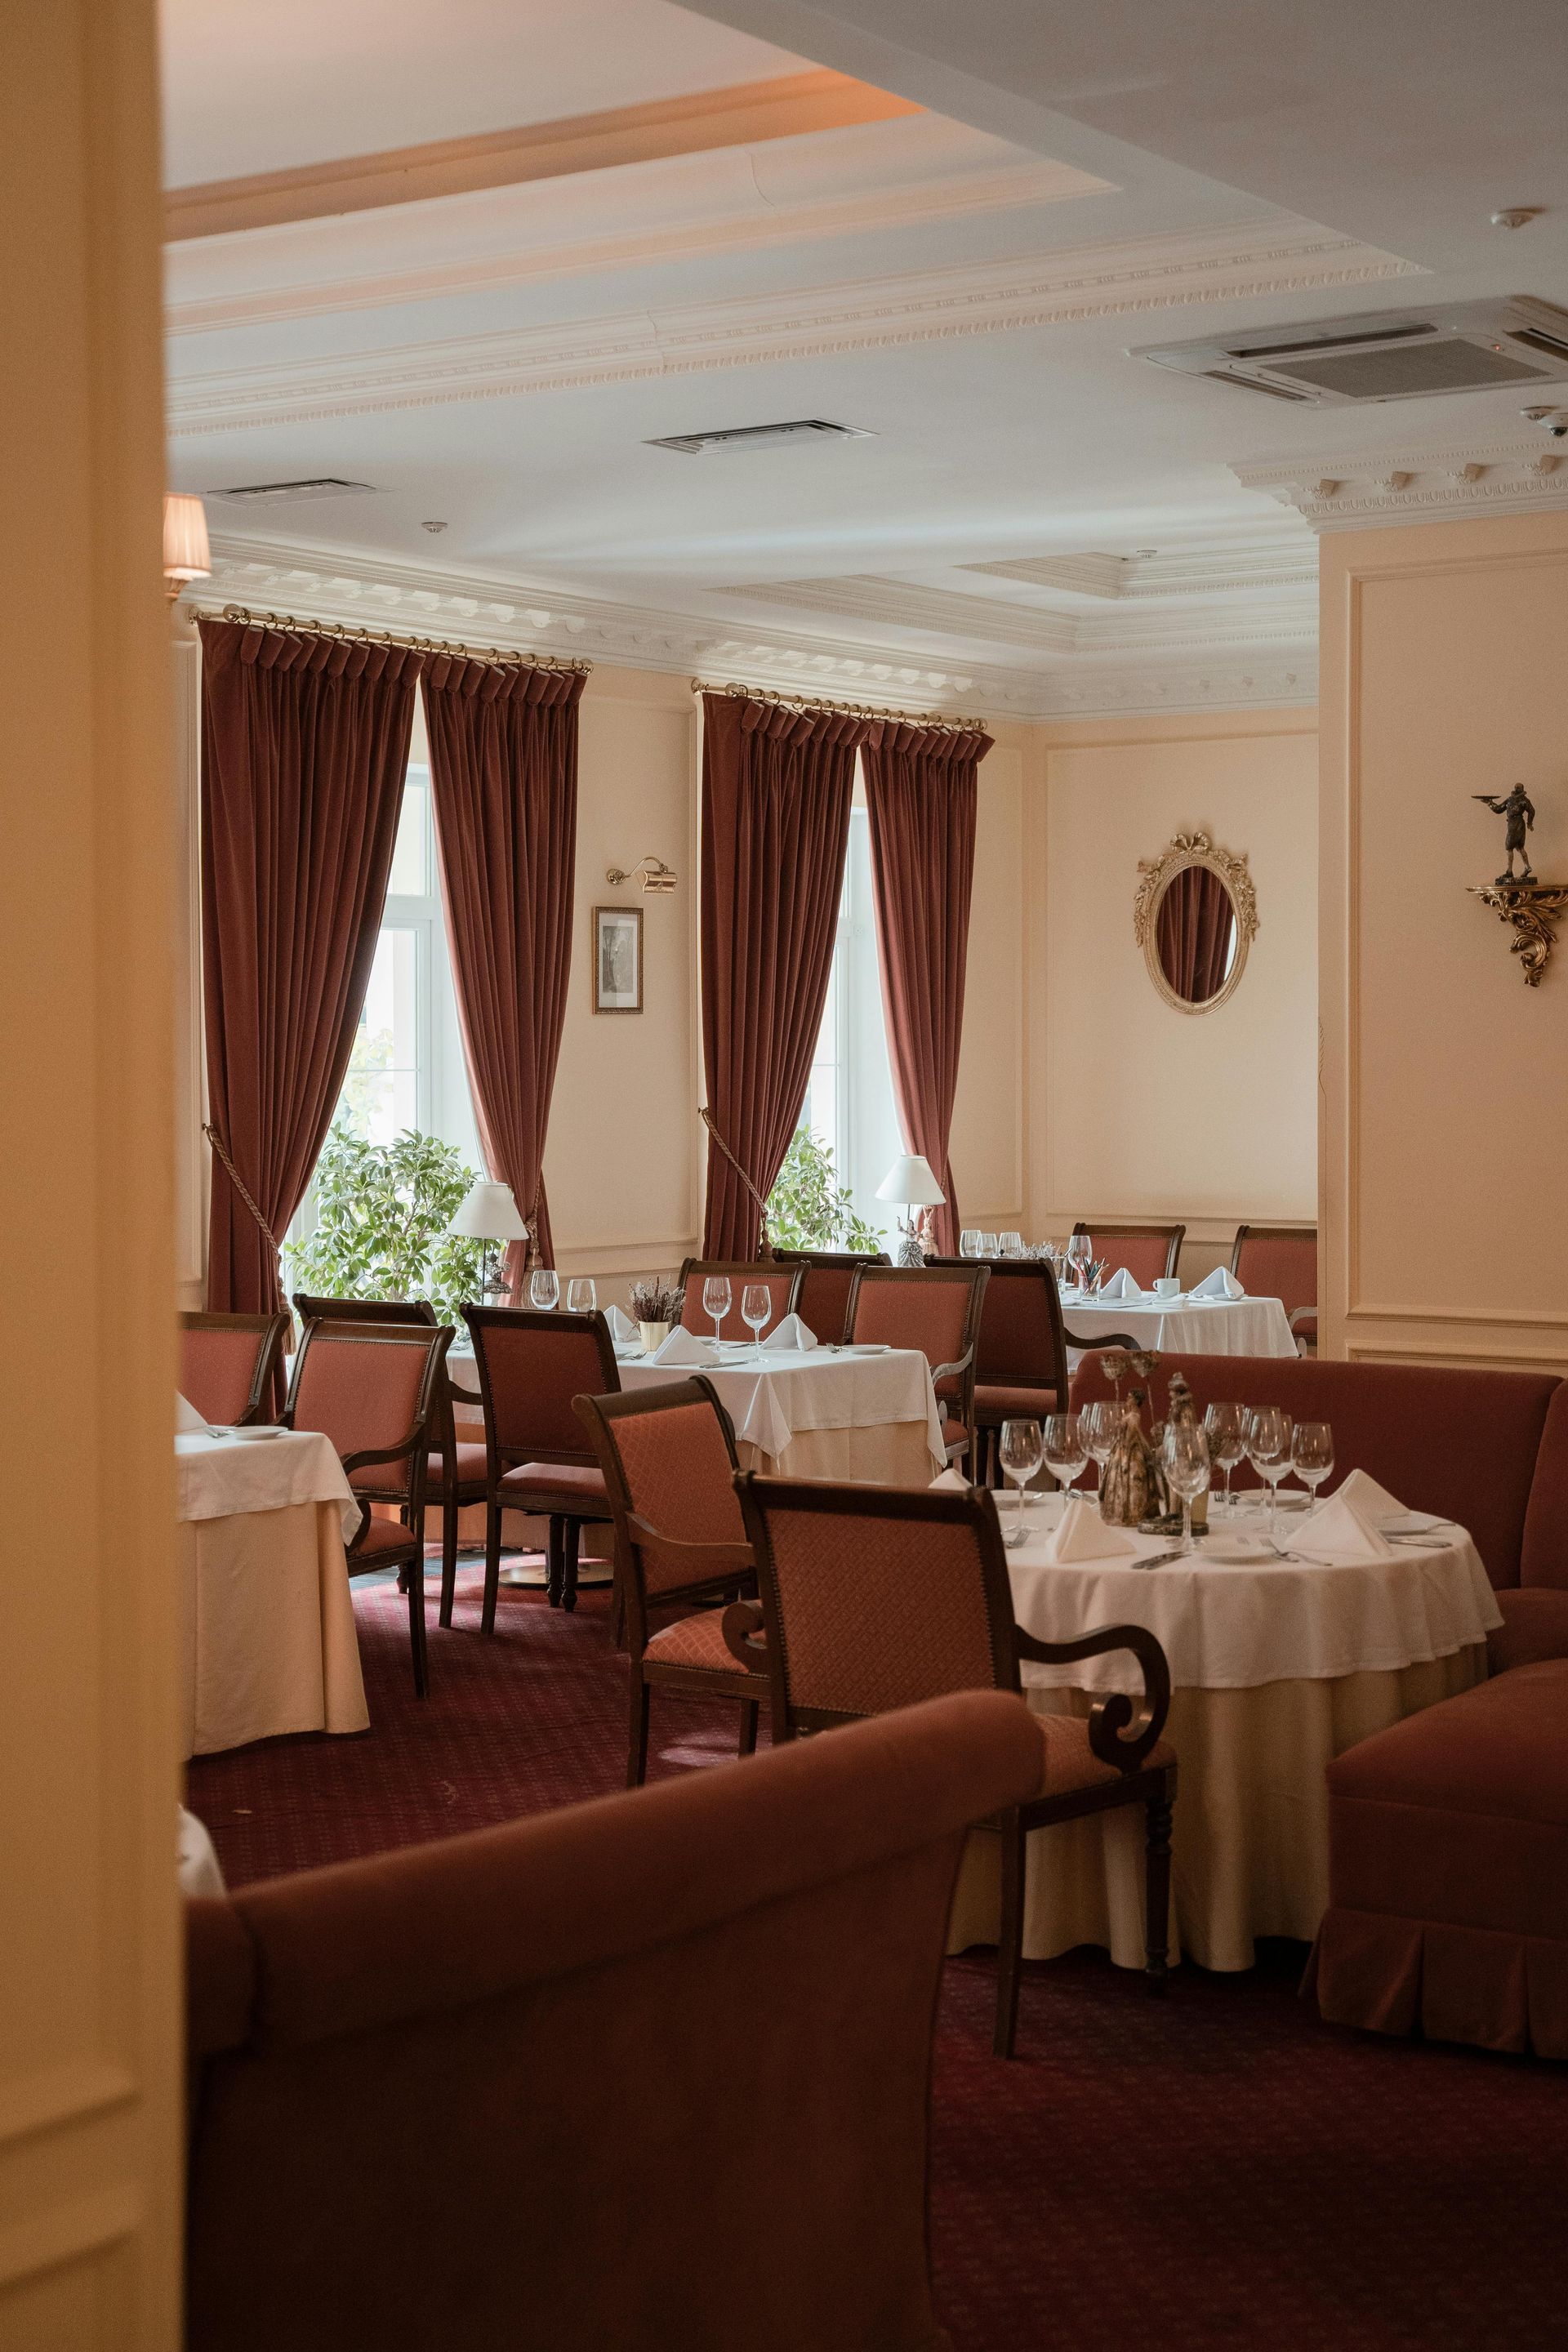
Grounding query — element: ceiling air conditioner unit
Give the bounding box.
[1131,297,1568,404]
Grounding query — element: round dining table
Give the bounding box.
[947,1491,1503,1971]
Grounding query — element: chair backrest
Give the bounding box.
[1068,1351,1561,1592]
[180,1311,292,1427]
[576,1377,751,1637]
[291,1294,457,1461]
[844,1263,988,1409]
[1071,1221,1185,1285]
[773,1250,890,1346]
[676,1259,804,1342]
[285,1321,451,1505]
[185,1690,1041,2352]
[462,1306,619,1465]
[924,1257,1067,1398]
[737,1476,1017,1733]
[1229,1225,1317,1316]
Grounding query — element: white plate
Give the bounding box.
[224,1424,287,1440]
[1200,1538,1279,1565]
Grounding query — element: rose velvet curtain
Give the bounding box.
[862,718,992,1258]
[199,617,421,1313]
[699,692,863,1258]
[1156,866,1233,1004]
[422,655,586,1280]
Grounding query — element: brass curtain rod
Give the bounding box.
[693,678,986,732]
[214,604,592,675]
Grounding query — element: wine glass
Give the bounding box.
[1066,1232,1092,1293]
[1291,1421,1334,1512]
[1246,1406,1294,1546]
[702,1274,732,1344]
[1163,1421,1211,1557]
[566,1277,596,1315]
[960,1228,982,1258]
[1080,1399,1119,1500]
[997,1417,1044,1544]
[1204,1402,1248,1515]
[1098,1348,1130,1405]
[742,1281,773,1356]
[1042,1411,1088,1503]
[529,1267,559,1310]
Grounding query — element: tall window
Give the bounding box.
[796,799,902,1243]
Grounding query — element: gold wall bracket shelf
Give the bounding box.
[1468,881,1568,986]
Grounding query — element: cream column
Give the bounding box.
[0,0,181,2344]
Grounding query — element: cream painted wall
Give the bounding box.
[1030,710,1319,1280]
[1320,508,1568,1370]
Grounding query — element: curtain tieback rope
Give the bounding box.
[699,1107,775,1258]
[203,1123,282,1258]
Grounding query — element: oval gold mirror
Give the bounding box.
[1133,831,1258,1014]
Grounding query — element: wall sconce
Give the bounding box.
[163,493,211,603]
[605,855,678,894]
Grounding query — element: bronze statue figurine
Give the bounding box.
[1473,784,1537,884]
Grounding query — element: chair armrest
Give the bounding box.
[1289,1308,1318,1334]
[345,1498,373,1557]
[625,1517,753,1576]
[1488,1587,1568,1675]
[722,1599,768,1671]
[1012,1622,1171,1771]
[1062,1326,1138,1352]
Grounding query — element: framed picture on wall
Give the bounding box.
[593,904,644,1013]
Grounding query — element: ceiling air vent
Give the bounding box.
[1132,298,1568,405]
[644,420,872,456]
[211,478,379,502]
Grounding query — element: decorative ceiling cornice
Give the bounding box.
[167,219,1419,435]
[730,569,1316,654]
[192,529,1317,719]
[1232,433,1568,531]
[964,527,1318,600]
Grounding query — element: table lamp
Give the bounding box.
[448,1180,529,1301]
[875,1154,945,1267]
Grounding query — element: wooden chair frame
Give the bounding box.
[1231,1223,1319,1352]
[576,1376,765,1785]
[284,1320,452,1698]
[292,1293,484,1630]
[924,1257,1069,1485]
[179,1309,292,1427]
[462,1305,621,1636]
[844,1261,989,1472]
[726,1474,1176,2056]
[1071,1220,1186,1281]
[675,1258,805,1340]
[772,1248,890,1344]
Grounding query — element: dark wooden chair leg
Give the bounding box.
[738,1698,759,1757]
[439,1487,459,1628]
[627,1671,651,1788]
[407,1549,429,1699]
[546,1517,564,1608]
[1144,1785,1174,1995]
[561,1519,581,1614]
[994,1811,1027,2059]
[608,1574,626,1650]
[480,1494,502,1637]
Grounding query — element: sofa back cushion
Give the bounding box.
[1521,1381,1568,1591]
[1068,1353,1560,1590]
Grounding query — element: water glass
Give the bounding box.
[1042,1411,1088,1501]
[1079,1399,1120,1499]
[1204,1401,1248,1514]
[742,1281,773,1356]
[999,1229,1023,1258]
[1291,1420,1334,1510]
[960,1228,982,1258]
[1246,1406,1294,1544]
[979,1232,998,1257]
[998,1417,1044,1543]
[1163,1421,1211,1556]
[529,1267,559,1310]
[702,1274,732,1343]
[566,1277,596,1315]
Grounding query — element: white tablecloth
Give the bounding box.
[176,1428,362,1543]
[1062,1293,1298,1362]
[947,1494,1501,1971]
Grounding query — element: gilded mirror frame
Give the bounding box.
[1133,830,1258,1015]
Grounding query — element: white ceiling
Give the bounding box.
[163,0,1568,715]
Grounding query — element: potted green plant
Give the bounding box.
[286,1125,488,1325]
[765,1127,883,1252]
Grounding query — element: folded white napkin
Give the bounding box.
[606,1303,637,1341]
[1298,1488,1398,1561]
[651,1325,719,1368]
[928,1466,973,1492]
[1334,1466,1407,1523]
[768,1312,818,1352]
[1042,1497,1138,1563]
[176,1392,212,1435]
[1192,1267,1245,1300]
[1097,1267,1142,1300]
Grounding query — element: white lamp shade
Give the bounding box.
[448,1179,528,1241]
[163,493,211,586]
[875,1154,945,1208]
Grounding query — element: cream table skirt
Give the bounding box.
[947,1645,1486,1974]
[734,1417,935,1485]
[179,1499,369,1758]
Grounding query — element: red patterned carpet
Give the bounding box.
[187,1566,1568,2352]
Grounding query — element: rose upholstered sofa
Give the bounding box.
[185,1689,1040,2352]
[1070,1355,1568,2058]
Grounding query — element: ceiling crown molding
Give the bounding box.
[724,570,1315,656]
[190,528,1316,721]
[964,525,1317,600]
[167,219,1419,436]
[1232,434,1568,531]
